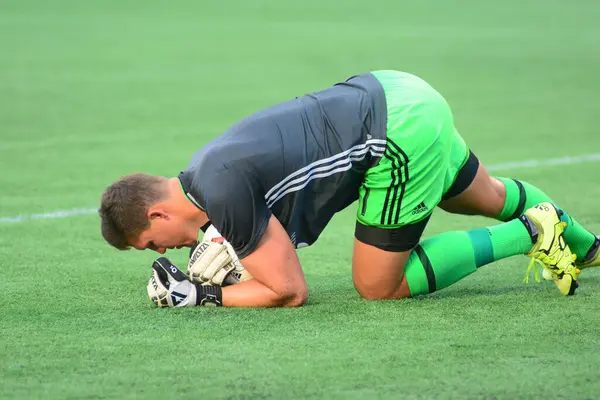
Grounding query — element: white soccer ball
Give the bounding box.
[201,225,254,285]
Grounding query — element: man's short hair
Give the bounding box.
[98,173,167,249]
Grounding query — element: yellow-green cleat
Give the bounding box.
[521,202,580,296]
[542,235,598,280]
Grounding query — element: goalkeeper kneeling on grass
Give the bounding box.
[98,70,599,307]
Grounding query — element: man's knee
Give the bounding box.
[353,278,411,300]
[352,237,414,301]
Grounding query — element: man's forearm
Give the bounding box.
[221,279,306,307]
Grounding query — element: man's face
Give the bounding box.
[130,213,197,254]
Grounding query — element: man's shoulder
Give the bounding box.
[186,137,228,168]
[178,143,227,207]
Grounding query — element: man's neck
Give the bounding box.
[167,177,209,228]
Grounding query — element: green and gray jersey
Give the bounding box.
[179,73,387,258]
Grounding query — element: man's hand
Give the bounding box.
[187,240,236,286]
[200,225,255,286]
[147,257,222,307]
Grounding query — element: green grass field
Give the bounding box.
[2,1,600,399]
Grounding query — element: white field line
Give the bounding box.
[486,153,600,172]
[1,153,600,224]
[0,208,97,223]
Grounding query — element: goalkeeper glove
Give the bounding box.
[187,240,236,286]
[147,257,222,307]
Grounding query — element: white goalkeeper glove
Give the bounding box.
[187,241,236,286]
[147,257,222,307]
[188,225,254,286]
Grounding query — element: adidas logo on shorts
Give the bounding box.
[412,201,428,215]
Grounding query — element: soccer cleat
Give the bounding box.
[521,202,580,296]
[542,234,600,280]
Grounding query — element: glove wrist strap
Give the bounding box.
[194,284,223,307]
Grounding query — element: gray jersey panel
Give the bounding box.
[179,72,387,258]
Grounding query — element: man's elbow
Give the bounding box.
[286,290,308,307]
[279,286,308,307]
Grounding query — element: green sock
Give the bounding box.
[495,177,596,260]
[405,219,532,296]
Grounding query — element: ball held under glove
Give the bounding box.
[187,225,254,286]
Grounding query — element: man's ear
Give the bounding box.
[147,206,169,220]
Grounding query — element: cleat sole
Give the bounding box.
[567,280,579,296]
